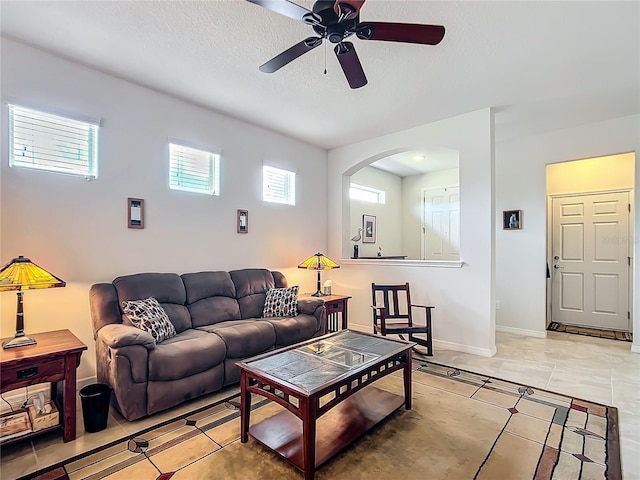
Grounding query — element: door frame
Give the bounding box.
[546,188,634,331]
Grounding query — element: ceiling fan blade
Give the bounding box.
[333,0,366,20]
[260,37,323,73]
[245,0,320,24]
[334,42,367,89]
[357,22,445,45]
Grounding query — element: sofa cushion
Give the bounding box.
[122,297,177,343]
[263,286,299,318]
[203,320,276,358]
[114,273,191,333]
[148,329,226,382]
[183,270,241,327]
[260,314,320,347]
[230,269,275,319]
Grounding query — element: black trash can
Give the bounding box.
[79,383,112,433]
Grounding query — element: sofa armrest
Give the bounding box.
[297,297,327,335]
[297,297,323,314]
[97,324,156,350]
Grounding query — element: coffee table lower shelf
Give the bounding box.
[248,385,404,472]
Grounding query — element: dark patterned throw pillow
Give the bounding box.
[262,286,299,318]
[121,297,177,343]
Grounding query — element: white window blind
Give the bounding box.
[9,104,99,178]
[263,165,295,205]
[169,143,220,195]
[350,183,386,204]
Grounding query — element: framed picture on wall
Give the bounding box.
[503,210,522,230]
[128,198,144,229]
[237,209,248,233]
[362,214,376,243]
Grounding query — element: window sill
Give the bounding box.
[341,258,464,268]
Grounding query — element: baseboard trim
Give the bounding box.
[631,344,640,354]
[496,325,548,338]
[348,323,496,357]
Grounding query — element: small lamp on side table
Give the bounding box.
[297,252,340,297]
[0,256,66,349]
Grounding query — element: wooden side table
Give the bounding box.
[301,293,351,332]
[0,329,87,443]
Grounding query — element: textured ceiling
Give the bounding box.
[1,1,638,150]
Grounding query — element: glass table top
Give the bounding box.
[242,331,409,393]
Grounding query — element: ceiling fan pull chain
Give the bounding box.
[324,41,327,75]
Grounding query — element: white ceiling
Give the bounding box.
[1,0,638,152]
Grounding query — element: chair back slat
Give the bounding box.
[372,283,413,324]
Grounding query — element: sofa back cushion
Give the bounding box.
[113,273,192,333]
[229,269,275,319]
[182,271,242,327]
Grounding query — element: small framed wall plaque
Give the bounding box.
[237,209,248,233]
[503,210,522,230]
[128,198,145,229]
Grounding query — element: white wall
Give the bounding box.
[350,166,402,257]
[0,39,328,380]
[328,109,496,356]
[402,167,460,259]
[495,114,640,353]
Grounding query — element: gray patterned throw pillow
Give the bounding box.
[121,297,177,343]
[262,286,299,318]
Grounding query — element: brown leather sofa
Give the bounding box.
[89,268,326,421]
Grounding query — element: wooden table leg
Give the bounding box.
[301,397,317,480]
[240,370,251,443]
[403,351,412,410]
[341,300,348,330]
[62,354,78,442]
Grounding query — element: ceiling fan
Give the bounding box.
[246,0,445,89]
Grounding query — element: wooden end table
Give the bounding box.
[300,293,351,332]
[0,329,87,443]
[238,330,413,480]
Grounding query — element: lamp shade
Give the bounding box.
[297,253,340,271]
[298,253,339,297]
[0,256,66,291]
[0,256,66,349]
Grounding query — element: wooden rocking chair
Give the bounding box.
[371,283,434,356]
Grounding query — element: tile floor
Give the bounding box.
[1,331,638,480]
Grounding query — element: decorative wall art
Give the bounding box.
[503,210,522,230]
[362,214,377,243]
[237,209,248,233]
[128,198,144,229]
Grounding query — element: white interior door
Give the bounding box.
[551,191,630,330]
[423,187,460,260]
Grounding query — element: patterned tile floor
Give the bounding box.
[0,331,638,479]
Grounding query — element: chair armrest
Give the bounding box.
[410,304,435,310]
[97,324,156,350]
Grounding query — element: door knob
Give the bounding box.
[553,264,564,269]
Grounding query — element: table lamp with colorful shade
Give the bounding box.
[0,256,66,349]
[297,252,340,297]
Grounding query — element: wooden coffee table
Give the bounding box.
[238,330,414,480]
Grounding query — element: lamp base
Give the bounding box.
[2,334,37,349]
[311,290,328,297]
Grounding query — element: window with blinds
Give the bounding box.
[9,104,99,178]
[263,165,295,205]
[169,143,220,195]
